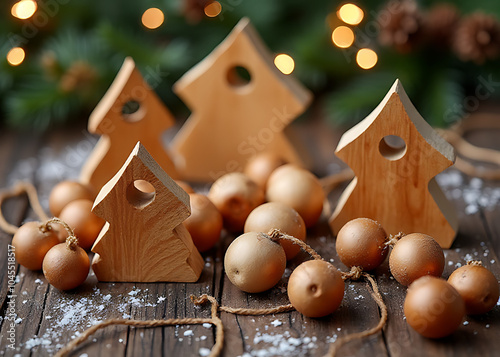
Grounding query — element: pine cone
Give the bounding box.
[378,0,424,53]
[59,61,97,93]
[453,12,500,64]
[425,3,460,48]
[182,0,210,24]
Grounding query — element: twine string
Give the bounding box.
[0,182,48,234]
[55,294,224,357]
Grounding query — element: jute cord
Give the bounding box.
[437,114,500,180]
[55,294,223,357]
[0,182,48,234]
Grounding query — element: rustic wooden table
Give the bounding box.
[0,116,499,357]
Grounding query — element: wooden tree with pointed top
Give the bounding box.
[80,57,179,192]
[172,17,313,182]
[91,142,203,282]
[329,79,458,248]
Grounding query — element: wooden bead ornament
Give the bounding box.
[266,164,324,227]
[448,261,499,315]
[49,181,95,217]
[404,276,465,338]
[58,199,106,250]
[208,172,264,232]
[172,17,312,182]
[244,202,306,260]
[12,221,60,270]
[80,57,179,192]
[91,142,204,282]
[329,79,458,248]
[184,193,223,252]
[389,233,445,286]
[287,260,345,318]
[40,217,90,291]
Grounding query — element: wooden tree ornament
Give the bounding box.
[172,17,312,182]
[91,142,203,282]
[80,57,179,192]
[329,79,458,248]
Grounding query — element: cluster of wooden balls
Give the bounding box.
[11,181,101,291]
[219,191,499,341]
[183,152,324,255]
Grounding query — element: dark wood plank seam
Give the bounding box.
[478,208,500,262]
[234,314,247,352]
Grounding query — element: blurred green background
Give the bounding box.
[1,0,499,130]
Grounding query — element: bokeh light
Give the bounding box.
[332,26,355,48]
[7,47,26,66]
[11,0,37,20]
[204,1,222,17]
[356,48,378,69]
[141,8,164,29]
[274,54,295,75]
[337,3,364,25]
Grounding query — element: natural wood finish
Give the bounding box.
[91,142,203,282]
[1,113,499,357]
[172,17,312,182]
[329,79,458,248]
[80,57,179,192]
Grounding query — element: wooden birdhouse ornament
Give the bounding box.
[329,79,458,248]
[80,57,179,192]
[91,142,203,282]
[172,17,312,182]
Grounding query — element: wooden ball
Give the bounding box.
[404,276,465,338]
[42,242,90,290]
[224,232,286,293]
[389,233,445,286]
[49,181,94,217]
[244,152,286,189]
[59,199,105,250]
[244,202,306,260]
[335,218,388,271]
[12,221,60,270]
[288,260,345,317]
[208,173,265,232]
[184,193,223,252]
[448,263,499,315]
[266,164,324,227]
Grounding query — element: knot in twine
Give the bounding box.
[467,260,483,267]
[341,266,364,281]
[41,217,79,250]
[385,232,405,247]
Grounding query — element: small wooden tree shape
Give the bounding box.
[172,17,312,182]
[329,79,458,248]
[80,57,179,192]
[91,142,203,282]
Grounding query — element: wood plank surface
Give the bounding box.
[0,115,499,357]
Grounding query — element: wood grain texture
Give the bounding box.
[91,142,203,282]
[330,79,458,248]
[172,17,312,182]
[80,57,179,192]
[1,114,499,357]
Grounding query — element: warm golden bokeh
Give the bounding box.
[337,3,364,25]
[332,26,355,48]
[7,47,26,66]
[141,8,165,29]
[356,48,378,69]
[11,0,37,20]
[204,1,222,17]
[274,54,295,75]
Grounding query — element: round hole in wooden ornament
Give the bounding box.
[121,100,146,122]
[379,135,407,161]
[226,65,252,88]
[126,180,156,209]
